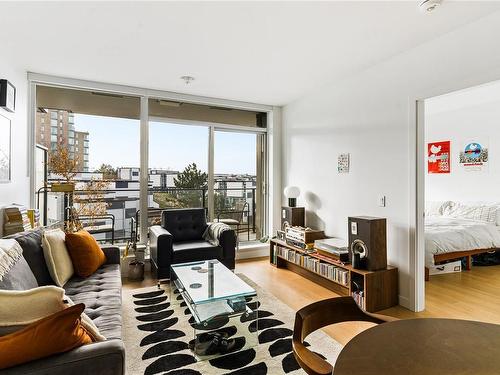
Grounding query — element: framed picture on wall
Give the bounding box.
[0,113,11,182]
[427,141,450,174]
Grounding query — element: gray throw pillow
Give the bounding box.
[14,228,54,286]
[0,256,38,291]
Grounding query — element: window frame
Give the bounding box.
[28,73,275,248]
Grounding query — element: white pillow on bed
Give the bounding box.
[444,203,498,224]
[425,201,452,217]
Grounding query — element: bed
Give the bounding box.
[424,201,500,279]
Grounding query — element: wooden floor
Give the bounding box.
[124,257,500,346]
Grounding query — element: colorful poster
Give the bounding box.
[459,141,488,172]
[427,141,450,174]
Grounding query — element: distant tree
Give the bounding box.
[173,163,208,208]
[95,164,117,180]
[173,163,207,189]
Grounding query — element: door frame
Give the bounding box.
[410,76,500,312]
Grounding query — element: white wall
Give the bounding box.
[282,12,500,310]
[426,81,500,202]
[0,56,29,208]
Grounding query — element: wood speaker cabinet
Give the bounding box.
[281,206,305,229]
[348,216,387,271]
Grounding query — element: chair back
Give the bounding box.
[161,208,208,242]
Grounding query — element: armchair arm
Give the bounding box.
[100,246,121,265]
[149,225,174,277]
[218,228,236,270]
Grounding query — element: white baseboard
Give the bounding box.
[236,244,268,260]
[398,294,411,310]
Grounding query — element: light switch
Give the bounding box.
[379,195,386,207]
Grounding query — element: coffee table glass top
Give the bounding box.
[170,260,256,305]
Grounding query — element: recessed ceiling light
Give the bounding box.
[180,76,195,85]
[419,0,442,13]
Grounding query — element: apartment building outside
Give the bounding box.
[36,109,89,171]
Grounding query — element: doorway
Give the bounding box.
[416,79,500,317]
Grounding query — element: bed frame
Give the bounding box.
[425,248,498,281]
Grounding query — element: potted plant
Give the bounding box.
[48,140,78,193]
[124,237,145,281]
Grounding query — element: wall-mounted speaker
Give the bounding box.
[348,216,387,271]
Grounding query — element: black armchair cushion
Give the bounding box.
[162,208,208,242]
[172,241,223,264]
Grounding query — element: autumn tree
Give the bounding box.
[95,164,118,180]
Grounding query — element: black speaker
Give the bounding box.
[348,216,387,271]
[281,206,305,229]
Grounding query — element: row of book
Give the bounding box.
[275,246,349,287]
[3,205,40,236]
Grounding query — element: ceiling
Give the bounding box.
[426,78,500,115]
[1,1,499,106]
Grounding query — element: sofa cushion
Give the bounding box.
[0,303,93,371]
[64,264,122,340]
[0,286,65,325]
[12,228,54,286]
[0,256,38,291]
[65,230,106,277]
[172,240,223,263]
[162,208,208,242]
[42,229,74,287]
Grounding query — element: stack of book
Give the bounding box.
[27,209,40,229]
[3,205,32,236]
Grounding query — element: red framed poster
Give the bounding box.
[428,141,450,174]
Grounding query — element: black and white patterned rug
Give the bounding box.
[123,275,342,374]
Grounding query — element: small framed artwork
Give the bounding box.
[338,153,350,173]
[0,113,11,182]
[0,79,16,113]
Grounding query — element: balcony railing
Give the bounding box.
[36,183,258,244]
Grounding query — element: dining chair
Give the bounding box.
[292,296,397,375]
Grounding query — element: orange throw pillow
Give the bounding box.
[65,230,107,277]
[0,303,93,370]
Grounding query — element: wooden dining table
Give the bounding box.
[333,318,500,375]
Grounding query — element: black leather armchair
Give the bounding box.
[149,208,237,279]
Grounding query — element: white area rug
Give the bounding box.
[122,274,342,374]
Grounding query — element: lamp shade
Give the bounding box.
[284,186,300,198]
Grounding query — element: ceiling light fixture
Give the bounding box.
[180,75,195,85]
[419,0,442,13]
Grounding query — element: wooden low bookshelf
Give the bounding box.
[269,239,398,312]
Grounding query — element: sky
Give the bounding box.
[75,114,257,175]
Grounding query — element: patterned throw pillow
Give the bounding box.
[425,201,452,217]
[445,203,498,224]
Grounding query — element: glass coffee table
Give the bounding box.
[170,260,258,361]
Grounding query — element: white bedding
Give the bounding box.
[425,217,500,266]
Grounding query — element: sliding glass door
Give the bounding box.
[214,130,264,242]
[31,80,269,247]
